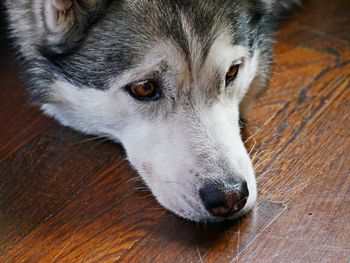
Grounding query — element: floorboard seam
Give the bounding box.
[230,201,288,263]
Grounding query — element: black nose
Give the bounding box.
[199,180,249,217]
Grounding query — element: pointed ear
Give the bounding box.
[42,0,108,54]
[260,0,302,21]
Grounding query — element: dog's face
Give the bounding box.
[7,0,298,222]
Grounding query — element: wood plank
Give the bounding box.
[0,129,123,255]
[235,156,350,263]
[0,54,53,163]
[249,50,350,204]
[0,159,152,262]
[247,44,336,133]
[118,200,285,263]
[277,0,350,56]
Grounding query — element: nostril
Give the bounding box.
[225,189,247,214]
[240,181,249,200]
[199,181,249,217]
[199,183,227,211]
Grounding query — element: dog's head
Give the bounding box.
[8,0,299,222]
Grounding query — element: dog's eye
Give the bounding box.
[128,81,159,100]
[226,64,239,84]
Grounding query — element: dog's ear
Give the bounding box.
[41,0,108,54]
[259,0,302,22]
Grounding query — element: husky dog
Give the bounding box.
[4,0,299,222]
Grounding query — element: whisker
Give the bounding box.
[70,135,109,146]
[257,168,280,178]
[247,137,257,156]
[94,137,113,147]
[254,158,269,171]
[197,244,204,263]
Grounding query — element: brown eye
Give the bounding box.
[226,64,239,84]
[128,80,159,100]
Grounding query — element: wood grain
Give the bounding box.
[235,155,350,262]
[118,201,285,263]
[0,0,350,262]
[0,129,122,254]
[277,0,350,56]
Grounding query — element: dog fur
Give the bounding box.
[4,0,300,222]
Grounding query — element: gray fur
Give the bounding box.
[4,0,299,222]
[5,0,298,102]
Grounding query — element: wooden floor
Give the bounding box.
[0,0,349,262]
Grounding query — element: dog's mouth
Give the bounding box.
[135,166,257,223]
[162,191,254,223]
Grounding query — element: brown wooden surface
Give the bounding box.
[0,0,349,262]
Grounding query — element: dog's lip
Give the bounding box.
[199,209,249,223]
[170,203,250,223]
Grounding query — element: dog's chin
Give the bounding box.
[172,207,253,224]
[162,201,255,224]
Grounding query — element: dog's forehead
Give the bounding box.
[107,1,252,71]
[53,1,253,89]
[118,0,251,54]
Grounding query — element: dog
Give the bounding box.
[4,0,300,223]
